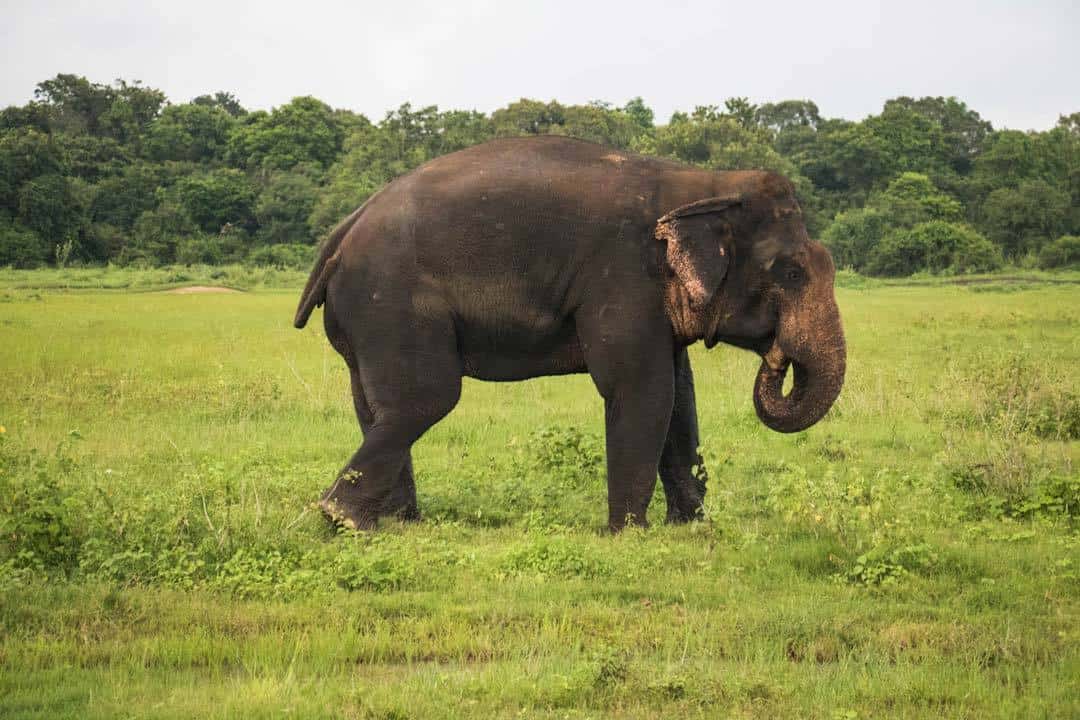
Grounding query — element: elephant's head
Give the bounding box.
[655,172,846,433]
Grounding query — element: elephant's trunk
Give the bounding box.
[752,281,846,433]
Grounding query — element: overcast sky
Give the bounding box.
[2,0,1075,130]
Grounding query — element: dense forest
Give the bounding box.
[1,74,1076,274]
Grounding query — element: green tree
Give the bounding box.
[33,74,116,135]
[756,100,821,134]
[53,134,130,180]
[308,123,394,238]
[33,75,164,144]
[432,109,494,154]
[795,119,890,199]
[17,173,85,253]
[0,213,47,267]
[970,130,1040,191]
[254,167,319,245]
[144,104,236,163]
[980,180,1070,258]
[622,97,654,132]
[1039,116,1080,232]
[871,172,963,226]
[820,208,890,271]
[0,128,69,210]
[175,169,257,234]
[191,91,246,118]
[89,161,172,232]
[491,99,566,136]
[883,96,992,174]
[863,104,951,179]
[127,201,197,264]
[795,104,953,201]
[226,96,344,170]
[308,104,487,238]
[755,100,821,161]
[0,102,54,133]
[98,80,166,145]
[723,97,758,129]
[556,103,641,148]
[821,172,964,272]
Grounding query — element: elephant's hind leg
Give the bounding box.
[320,286,460,530]
[319,424,430,530]
[321,353,422,522]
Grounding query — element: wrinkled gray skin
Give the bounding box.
[295,136,845,531]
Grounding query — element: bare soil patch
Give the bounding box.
[164,286,242,294]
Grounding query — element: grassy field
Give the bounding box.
[0,270,1077,718]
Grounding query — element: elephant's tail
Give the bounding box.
[293,201,369,329]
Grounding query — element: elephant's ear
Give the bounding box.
[655,195,742,309]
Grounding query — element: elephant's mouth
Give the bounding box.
[702,307,728,349]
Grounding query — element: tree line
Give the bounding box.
[1,74,1077,274]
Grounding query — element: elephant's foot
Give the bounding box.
[660,483,705,524]
[393,503,423,523]
[665,502,705,524]
[383,478,422,523]
[318,496,377,531]
[318,474,377,531]
[318,473,421,530]
[608,509,651,533]
[662,457,708,524]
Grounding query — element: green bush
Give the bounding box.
[527,426,604,489]
[125,202,197,265]
[867,221,1002,276]
[871,172,963,226]
[0,433,85,575]
[0,215,47,267]
[175,233,225,265]
[334,543,416,592]
[821,208,889,271]
[1038,235,1080,269]
[244,242,315,269]
[499,536,612,579]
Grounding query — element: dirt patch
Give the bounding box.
[164,286,242,294]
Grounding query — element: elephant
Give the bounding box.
[294,136,846,531]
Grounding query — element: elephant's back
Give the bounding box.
[392,135,692,197]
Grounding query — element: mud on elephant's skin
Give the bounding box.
[294,136,846,531]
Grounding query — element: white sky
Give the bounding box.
[2,0,1075,130]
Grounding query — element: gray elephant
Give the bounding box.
[294,136,846,531]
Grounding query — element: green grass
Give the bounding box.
[0,263,309,292]
[0,270,1077,718]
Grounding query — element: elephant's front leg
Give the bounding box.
[659,348,707,523]
[589,347,675,530]
[578,295,675,530]
[602,380,673,530]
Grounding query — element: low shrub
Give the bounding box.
[175,233,226,265]
[1038,235,1080,269]
[245,243,315,269]
[821,208,889,272]
[867,221,1002,276]
[0,432,85,575]
[0,215,47,268]
[334,539,418,592]
[526,426,604,488]
[499,536,611,579]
